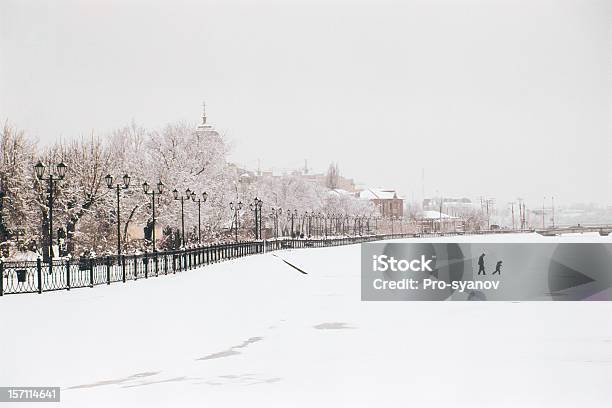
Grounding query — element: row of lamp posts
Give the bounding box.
[107,175,211,253]
[32,159,383,261]
[172,188,208,248]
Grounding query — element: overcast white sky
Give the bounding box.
[1,0,611,205]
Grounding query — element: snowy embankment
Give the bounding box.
[2,233,611,407]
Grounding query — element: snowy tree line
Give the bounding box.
[0,121,376,257]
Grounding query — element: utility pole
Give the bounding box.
[439,196,443,233]
[517,198,524,230]
[542,197,546,229]
[421,168,425,205]
[551,196,555,228]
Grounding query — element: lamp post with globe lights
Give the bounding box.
[34,161,67,268]
[287,209,297,238]
[173,188,192,248]
[309,212,316,237]
[333,213,341,235]
[298,211,304,237]
[390,216,398,235]
[324,214,329,238]
[142,180,164,252]
[305,211,313,238]
[269,207,282,239]
[229,201,243,243]
[104,173,130,255]
[258,199,264,239]
[249,197,263,240]
[191,191,208,244]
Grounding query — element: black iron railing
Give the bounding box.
[0,230,518,296]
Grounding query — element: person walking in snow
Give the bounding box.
[477,253,486,275]
[493,260,502,275]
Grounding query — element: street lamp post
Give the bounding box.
[104,173,130,255]
[311,212,316,238]
[302,211,308,237]
[300,212,307,237]
[542,196,546,229]
[258,199,263,239]
[34,161,67,270]
[318,212,324,238]
[287,209,297,238]
[191,191,208,244]
[551,196,555,228]
[142,180,164,252]
[270,207,282,239]
[250,197,263,240]
[324,214,329,238]
[307,212,313,238]
[173,188,193,248]
[229,201,243,242]
[343,214,349,235]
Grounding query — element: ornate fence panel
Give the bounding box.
[0,232,445,296]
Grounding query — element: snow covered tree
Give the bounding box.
[0,122,38,253]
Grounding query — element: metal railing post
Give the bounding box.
[37,257,43,294]
[134,256,138,281]
[154,252,159,276]
[66,257,71,290]
[89,257,94,287]
[122,255,126,283]
[144,252,149,279]
[106,256,111,285]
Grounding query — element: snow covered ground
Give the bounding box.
[2,233,612,407]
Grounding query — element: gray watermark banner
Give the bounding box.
[0,387,60,402]
[361,243,612,301]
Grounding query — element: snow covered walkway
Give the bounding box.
[2,234,611,407]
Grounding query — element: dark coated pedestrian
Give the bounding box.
[478,253,486,275]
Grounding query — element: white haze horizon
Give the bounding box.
[1,0,611,206]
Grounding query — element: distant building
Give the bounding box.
[295,172,357,192]
[423,197,476,217]
[247,161,358,193]
[195,101,219,139]
[418,210,462,233]
[358,188,404,218]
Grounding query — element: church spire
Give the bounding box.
[196,100,219,137]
